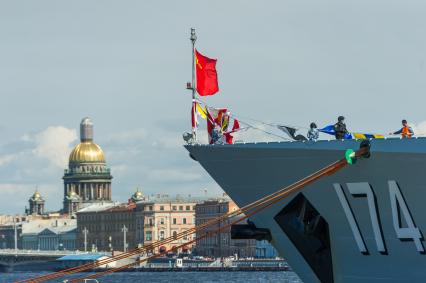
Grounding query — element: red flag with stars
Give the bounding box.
[195,49,219,96]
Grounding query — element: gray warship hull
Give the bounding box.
[186,138,426,283]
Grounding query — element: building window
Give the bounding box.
[160,206,164,211]
[186,206,190,211]
[172,206,177,211]
[173,231,177,239]
[183,218,187,224]
[160,231,165,240]
[160,218,165,225]
[173,218,177,225]
[145,231,152,241]
[179,206,183,211]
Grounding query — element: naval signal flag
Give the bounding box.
[195,49,219,96]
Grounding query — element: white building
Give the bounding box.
[21,218,77,250]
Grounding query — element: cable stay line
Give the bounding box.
[194,98,294,142]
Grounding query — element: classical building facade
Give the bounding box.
[195,197,258,258]
[63,117,113,214]
[76,201,136,252]
[21,219,77,250]
[134,196,201,254]
[0,217,77,250]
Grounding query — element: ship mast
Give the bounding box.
[190,28,197,142]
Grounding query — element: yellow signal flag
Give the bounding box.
[196,103,207,120]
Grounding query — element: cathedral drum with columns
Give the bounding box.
[63,117,113,214]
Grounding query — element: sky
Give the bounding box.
[1,0,426,213]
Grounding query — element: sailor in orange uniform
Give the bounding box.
[390,119,414,138]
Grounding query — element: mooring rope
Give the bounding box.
[18,146,367,283]
[69,149,361,283]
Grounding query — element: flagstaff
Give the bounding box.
[186,28,221,145]
[190,28,197,142]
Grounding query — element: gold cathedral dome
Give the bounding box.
[69,142,105,163]
[69,117,106,163]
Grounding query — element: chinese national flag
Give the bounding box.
[195,49,219,96]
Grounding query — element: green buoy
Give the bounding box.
[345,149,356,164]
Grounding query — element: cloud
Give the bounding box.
[32,126,77,168]
[0,125,76,212]
[0,154,16,166]
[0,123,224,213]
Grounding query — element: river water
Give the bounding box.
[1,271,303,283]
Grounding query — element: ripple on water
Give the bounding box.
[2,271,303,283]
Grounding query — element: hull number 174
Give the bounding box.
[334,181,424,254]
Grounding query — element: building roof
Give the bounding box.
[0,214,30,225]
[21,218,77,235]
[46,225,77,234]
[106,202,135,212]
[138,195,210,204]
[196,196,233,205]
[57,254,108,261]
[76,202,119,213]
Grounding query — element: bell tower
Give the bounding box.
[28,190,45,215]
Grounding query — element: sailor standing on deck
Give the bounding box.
[334,116,349,140]
[211,124,225,144]
[389,119,414,138]
[307,122,319,141]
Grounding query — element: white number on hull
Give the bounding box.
[346,183,386,253]
[388,181,424,252]
[335,181,423,254]
[334,184,368,253]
